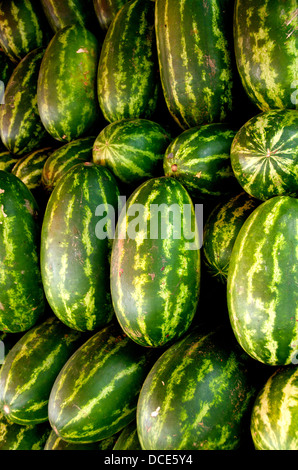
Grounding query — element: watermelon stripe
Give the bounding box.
[0,412,50,450]
[11,147,52,190]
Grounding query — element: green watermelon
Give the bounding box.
[110,176,201,348]
[163,123,239,199]
[0,47,49,156]
[0,149,19,172]
[41,136,95,193]
[234,0,298,111]
[0,49,15,88]
[92,118,171,185]
[97,0,159,123]
[230,109,298,201]
[93,0,129,31]
[203,192,260,282]
[40,162,120,332]
[40,0,96,33]
[137,325,257,450]
[227,195,298,366]
[37,24,101,143]
[250,366,298,450]
[44,429,119,450]
[11,147,53,191]
[113,420,141,450]
[48,322,157,443]
[0,170,45,333]
[0,316,84,425]
[0,0,51,63]
[0,412,51,450]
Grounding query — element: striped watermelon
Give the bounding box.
[0,47,48,156]
[0,149,18,172]
[227,195,298,366]
[48,321,157,443]
[93,0,129,31]
[97,0,159,123]
[0,49,15,87]
[40,162,120,332]
[0,316,84,425]
[37,24,100,143]
[163,123,239,199]
[40,0,96,33]
[230,109,298,201]
[92,119,171,185]
[234,0,298,112]
[203,192,260,282]
[110,176,201,348]
[44,429,119,450]
[155,0,236,130]
[11,147,53,191]
[113,420,141,450]
[0,0,51,63]
[0,412,51,450]
[137,325,257,450]
[41,136,94,193]
[250,366,298,450]
[0,171,45,333]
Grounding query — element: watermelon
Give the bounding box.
[44,429,119,450]
[234,0,298,112]
[227,195,298,366]
[93,0,129,31]
[230,109,298,201]
[137,325,257,450]
[41,136,95,193]
[0,47,49,156]
[92,118,171,185]
[0,316,84,425]
[40,162,120,332]
[0,149,18,172]
[250,366,298,450]
[40,0,96,33]
[0,412,51,450]
[0,170,45,333]
[163,123,239,199]
[48,322,157,443]
[0,49,15,89]
[203,192,260,282]
[11,147,53,191]
[155,0,237,130]
[113,420,141,450]
[37,24,101,143]
[110,176,201,348]
[0,0,51,63]
[97,0,159,123]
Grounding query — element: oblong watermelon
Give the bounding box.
[0,412,51,450]
[93,0,129,31]
[40,162,120,332]
[40,0,96,33]
[37,24,100,143]
[227,195,298,366]
[0,316,84,425]
[110,176,201,348]
[48,322,157,443]
[137,326,257,450]
[234,0,298,111]
[0,171,45,333]
[230,109,298,201]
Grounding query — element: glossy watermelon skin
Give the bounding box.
[234,0,298,112]
[92,118,171,185]
[137,326,257,450]
[0,412,51,450]
[227,196,298,366]
[203,192,260,282]
[0,171,45,333]
[93,0,129,31]
[0,47,48,156]
[40,0,95,32]
[250,366,298,450]
[97,0,159,123]
[113,420,141,450]
[155,0,236,130]
[41,136,95,192]
[40,163,120,332]
[163,123,239,199]
[37,24,100,143]
[11,147,53,191]
[230,109,298,201]
[48,322,157,443]
[0,316,84,425]
[111,176,201,348]
[0,0,51,63]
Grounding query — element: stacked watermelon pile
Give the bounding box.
[0,0,297,451]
